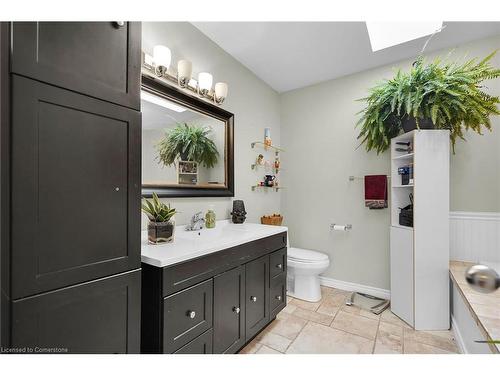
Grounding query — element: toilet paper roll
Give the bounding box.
[332,225,347,231]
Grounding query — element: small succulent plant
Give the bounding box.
[141,192,177,223]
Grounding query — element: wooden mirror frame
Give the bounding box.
[141,75,234,198]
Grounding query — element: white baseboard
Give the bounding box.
[451,315,466,354]
[319,276,391,300]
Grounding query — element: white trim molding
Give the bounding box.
[450,211,500,221]
[319,276,390,300]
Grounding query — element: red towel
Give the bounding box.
[364,175,388,209]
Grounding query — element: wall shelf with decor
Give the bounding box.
[250,136,283,192]
[251,185,284,192]
[390,129,449,332]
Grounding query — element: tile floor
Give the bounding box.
[239,286,459,354]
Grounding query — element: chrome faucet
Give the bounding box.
[186,212,205,231]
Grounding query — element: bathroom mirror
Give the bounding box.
[141,75,234,197]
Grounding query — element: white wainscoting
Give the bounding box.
[450,211,500,263]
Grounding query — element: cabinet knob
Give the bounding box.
[113,21,125,28]
[187,310,196,319]
[233,307,241,314]
[115,187,120,191]
[276,295,282,301]
[250,296,257,302]
[276,263,283,269]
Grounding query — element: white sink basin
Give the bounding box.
[141,220,287,267]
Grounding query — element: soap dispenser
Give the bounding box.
[205,205,216,229]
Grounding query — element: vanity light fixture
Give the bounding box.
[197,72,213,96]
[144,49,229,106]
[153,45,171,76]
[214,82,228,105]
[177,60,192,88]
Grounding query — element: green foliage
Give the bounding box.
[141,192,177,223]
[157,123,219,168]
[357,51,500,153]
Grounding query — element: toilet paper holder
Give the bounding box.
[330,223,352,231]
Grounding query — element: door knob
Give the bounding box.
[466,265,500,293]
[250,296,257,302]
[187,310,196,319]
[276,264,283,269]
[233,307,240,314]
[275,295,282,301]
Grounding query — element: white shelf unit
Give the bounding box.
[390,130,450,330]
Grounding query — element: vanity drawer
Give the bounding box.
[270,248,287,279]
[163,279,213,353]
[174,329,213,354]
[270,275,287,318]
[162,232,287,295]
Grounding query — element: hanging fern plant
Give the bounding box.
[157,123,219,168]
[357,51,500,153]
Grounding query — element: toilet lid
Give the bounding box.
[288,247,329,263]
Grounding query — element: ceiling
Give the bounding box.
[192,22,500,93]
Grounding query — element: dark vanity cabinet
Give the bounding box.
[0,22,142,352]
[141,232,287,354]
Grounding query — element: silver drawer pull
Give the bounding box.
[276,264,283,269]
[276,295,282,301]
[233,307,241,314]
[187,310,196,319]
[250,296,257,302]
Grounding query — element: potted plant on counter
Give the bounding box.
[142,192,177,244]
[157,122,219,167]
[357,51,500,153]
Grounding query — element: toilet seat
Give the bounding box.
[288,247,328,264]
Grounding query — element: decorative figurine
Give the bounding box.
[264,175,276,187]
[231,200,247,224]
[256,154,265,166]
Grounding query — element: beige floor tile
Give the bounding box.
[239,339,262,354]
[316,293,345,316]
[281,303,297,314]
[380,309,411,327]
[289,298,322,311]
[267,314,308,340]
[286,322,374,354]
[374,322,403,354]
[403,339,456,354]
[292,307,334,326]
[255,331,292,353]
[255,345,283,354]
[403,328,458,353]
[331,310,379,339]
[320,286,337,296]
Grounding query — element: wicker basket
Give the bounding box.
[261,214,283,226]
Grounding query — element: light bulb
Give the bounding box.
[214,82,228,104]
[153,45,171,76]
[177,60,192,88]
[198,72,213,96]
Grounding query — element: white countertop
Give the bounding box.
[141,220,288,267]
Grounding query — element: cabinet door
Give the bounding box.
[174,329,213,354]
[390,226,414,326]
[11,76,141,299]
[11,269,141,354]
[163,279,213,353]
[245,256,270,340]
[213,266,246,354]
[11,22,141,110]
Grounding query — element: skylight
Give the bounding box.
[366,21,443,52]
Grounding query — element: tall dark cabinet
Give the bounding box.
[0,22,142,353]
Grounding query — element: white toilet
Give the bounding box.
[287,247,330,302]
